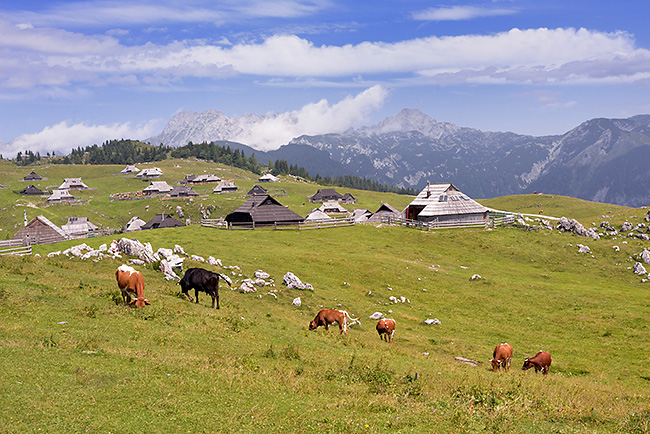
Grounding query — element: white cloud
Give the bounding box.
[411,6,516,21]
[2,120,162,157]
[6,0,331,27]
[1,19,649,90]
[234,85,388,150]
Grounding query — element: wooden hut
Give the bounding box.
[141,214,185,230]
[61,217,98,237]
[257,173,280,183]
[213,181,238,194]
[136,167,163,179]
[13,215,68,244]
[18,185,45,195]
[48,189,75,202]
[318,201,348,214]
[169,186,199,197]
[247,184,268,196]
[58,178,88,190]
[23,171,43,181]
[143,181,173,194]
[124,216,146,232]
[121,165,139,174]
[188,174,221,184]
[404,182,488,224]
[367,203,402,223]
[225,195,303,227]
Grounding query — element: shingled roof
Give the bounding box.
[18,185,45,195]
[141,214,185,230]
[226,194,303,226]
[405,183,487,221]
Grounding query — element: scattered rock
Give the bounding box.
[470,274,482,280]
[255,270,270,279]
[207,256,222,267]
[633,262,647,275]
[292,297,301,307]
[190,254,205,263]
[424,318,441,325]
[369,312,384,320]
[577,244,591,254]
[239,279,257,293]
[283,272,313,290]
[455,357,478,367]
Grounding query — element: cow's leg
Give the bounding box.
[194,289,200,304]
[215,293,219,309]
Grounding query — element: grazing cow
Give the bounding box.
[309,309,361,335]
[376,318,396,343]
[179,267,232,309]
[490,343,513,372]
[522,351,552,375]
[115,264,150,308]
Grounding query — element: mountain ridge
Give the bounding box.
[147,109,650,206]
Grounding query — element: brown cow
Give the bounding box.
[309,309,360,335]
[115,264,150,308]
[490,343,513,372]
[522,350,552,375]
[376,318,396,343]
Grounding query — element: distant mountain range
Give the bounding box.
[148,109,650,207]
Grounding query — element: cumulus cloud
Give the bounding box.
[1,21,648,90]
[234,85,388,150]
[2,120,161,157]
[411,6,516,21]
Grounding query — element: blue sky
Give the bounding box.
[1,0,649,155]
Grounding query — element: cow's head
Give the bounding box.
[490,358,501,371]
[522,358,533,371]
[308,320,317,330]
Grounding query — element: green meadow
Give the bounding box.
[1,160,649,433]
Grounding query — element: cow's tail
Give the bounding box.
[343,310,361,327]
[218,273,233,287]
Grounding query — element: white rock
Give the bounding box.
[292,297,301,307]
[424,318,441,325]
[470,274,482,280]
[190,255,205,262]
[255,270,270,279]
[369,312,384,320]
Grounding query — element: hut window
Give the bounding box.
[461,194,470,200]
[450,195,460,201]
[438,195,448,202]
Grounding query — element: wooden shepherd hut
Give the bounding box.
[23,171,43,181]
[225,195,303,227]
[18,185,45,195]
[367,203,402,223]
[404,182,488,224]
[13,215,68,244]
[141,214,185,230]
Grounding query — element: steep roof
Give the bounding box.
[58,178,88,190]
[48,189,75,202]
[124,216,146,232]
[367,203,402,223]
[305,209,332,221]
[121,165,139,174]
[226,194,303,225]
[141,214,185,230]
[136,167,163,178]
[310,188,342,202]
[247,184,268,196]
[213,181,237,193]
[189,174,221,183]
[410,183,487,218]
[24,171,43,181]
[19,185,45,195]
[318,201,348,213]
[169,186,199,197]
[61,217,98,235]
[143,181,173,193]
[14,215,68,242]
[258,173,280,182]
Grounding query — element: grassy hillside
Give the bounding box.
[0,159,414,239]
[2,216,650,432]
[1,160,649,432]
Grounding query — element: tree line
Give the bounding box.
[12,139,416,195]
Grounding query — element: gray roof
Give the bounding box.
[58,178,88,190]
[411,183,487,217]
[124,216,146,232]
[48,189,75,201]
[305,209,332,221]
[226,194,303,225]
[62,217,98,234]
[169,186,199,197]
[143,181,173,193]
[213,181,237,193]
[367,203,402,222]
[189,174,221,183]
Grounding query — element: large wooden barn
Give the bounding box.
[404,183,488,224]
[225,194,303,227]
[13,216,68,244]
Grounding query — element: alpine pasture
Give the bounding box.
[1,159,649,433]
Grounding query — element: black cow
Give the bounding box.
[179,267,232,309]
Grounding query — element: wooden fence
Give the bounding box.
[298,217,355,230]
[0,239,32,256]
[382,213,515,230]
